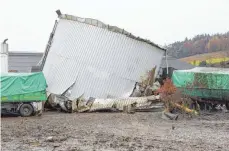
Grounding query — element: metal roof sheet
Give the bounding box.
[9,51,43,56]
[59,14,166,51]
[42,17,165,99]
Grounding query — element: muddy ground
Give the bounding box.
[1,111,229,151]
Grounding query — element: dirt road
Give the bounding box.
[1,111,229,151]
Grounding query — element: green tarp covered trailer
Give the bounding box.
[172,67,229,102]
[1,72,47,103]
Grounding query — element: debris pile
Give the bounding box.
[45,93,162,114]
[43,68,200,120]
[44,67,164,113]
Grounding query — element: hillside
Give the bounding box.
[166,32,229,59]
[180,50,229,66]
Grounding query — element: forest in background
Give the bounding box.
[166,32,229,59]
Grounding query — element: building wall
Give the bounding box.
[42,19,165,99]
[8,52,43,72]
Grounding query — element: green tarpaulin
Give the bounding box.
[172,67,229,100]
[1,72,47,102]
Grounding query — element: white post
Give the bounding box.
[1,39,9,73]
[165,50,168,76]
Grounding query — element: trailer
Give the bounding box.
[1,72,47,116]
[172,67,229,110]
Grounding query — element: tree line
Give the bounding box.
[166,32,229,58]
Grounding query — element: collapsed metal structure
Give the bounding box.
[40,10,166,102]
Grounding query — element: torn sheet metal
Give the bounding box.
[48,94,71,112]
[42,13,165,99]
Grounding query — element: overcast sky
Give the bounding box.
[1,0,229,52]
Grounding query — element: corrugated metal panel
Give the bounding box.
[59,14,166,51]
[43,19,165,99]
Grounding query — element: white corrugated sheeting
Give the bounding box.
[43,18,165,99]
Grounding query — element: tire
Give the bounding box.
[226,102,229,110]
[19,104,34,117]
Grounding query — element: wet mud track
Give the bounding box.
[1,111,229,151]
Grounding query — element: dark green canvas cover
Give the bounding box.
[1,72,47,102]
[172,67,229,100]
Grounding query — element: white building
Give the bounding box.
[8,52,43,72]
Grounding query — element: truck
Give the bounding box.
[1,72,47,116]
[172,67,229,110]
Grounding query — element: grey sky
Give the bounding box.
[1,0,229,52]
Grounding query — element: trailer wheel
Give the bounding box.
[19,104,33,117]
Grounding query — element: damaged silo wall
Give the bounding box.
[41,14,165,99]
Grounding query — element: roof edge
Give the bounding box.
[58,14,166,51]
[9,51,43,56]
